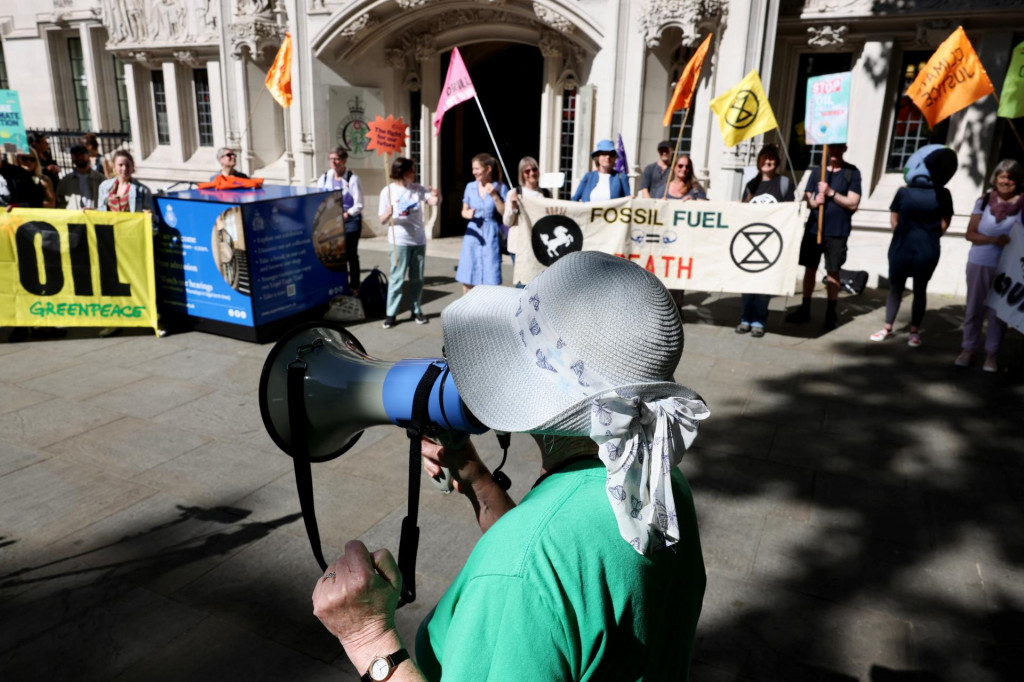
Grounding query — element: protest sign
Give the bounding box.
[365,115,409,155]
[987,226,1024,333]
[0,209,158,332]
[514,196,803,295]
[907,26,993,128]
[805,72,852,144]
[0,90,28,154]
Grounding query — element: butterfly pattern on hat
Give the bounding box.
[512,282,711,554]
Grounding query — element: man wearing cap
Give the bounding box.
[786,143,861,330]
[311,252,709,682]
[55,144,104,209]
[638,140,674,199]
[571,139,631,202]
[211,147,249,181]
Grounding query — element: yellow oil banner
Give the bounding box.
[0,209,158,332]
[514,196,804,295]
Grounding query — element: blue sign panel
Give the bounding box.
[154,186,349,339]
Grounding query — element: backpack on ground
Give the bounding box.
[358,267,389,318]
[823,269,869,295]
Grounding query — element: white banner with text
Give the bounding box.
[513,196,805,295]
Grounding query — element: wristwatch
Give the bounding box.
[361,648,410,682]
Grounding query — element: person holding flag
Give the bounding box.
[785,143,861,330]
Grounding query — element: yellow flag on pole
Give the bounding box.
[662,35,713,127]
[709,70,778,147]
[906,26,993,128]
[265,32,293,108]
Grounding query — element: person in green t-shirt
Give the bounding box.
[311,252,710,682]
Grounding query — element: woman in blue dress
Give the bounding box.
[456,153,508,294]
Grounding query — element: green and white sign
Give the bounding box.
[0,90,28,154]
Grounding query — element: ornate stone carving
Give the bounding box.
[235,0,274,17]
[229,19,283,59]
[339,12,377,39]
[396,0,433,7]
[430,8,535,33]
[384,49,406,70]
[53,0,73,7]
[533,3,574,34]
[174,50,200,67]
[807,24,848,47]
[130,51,156,68]
[102,0,219,47]
[414,34,436,61]
[539,31,563,58]
[913,19,958,47]
[639,0,727,49]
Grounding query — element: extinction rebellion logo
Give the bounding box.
[730,223,783,273]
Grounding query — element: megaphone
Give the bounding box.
[259,321,488,462]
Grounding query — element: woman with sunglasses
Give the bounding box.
[503,157,550,267]
[665,154,706,201]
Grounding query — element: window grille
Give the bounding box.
[194,68,214,147]
[0,40,9,90]
[152,70,170,145]
[409,88,421,182]
[68,37,92,130]
[885,51,950,172]
[558,89,577,200]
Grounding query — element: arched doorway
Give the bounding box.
[439,42,544,237]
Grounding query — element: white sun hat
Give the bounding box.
[441,251,710,553]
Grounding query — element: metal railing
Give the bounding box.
[25,129,132,176]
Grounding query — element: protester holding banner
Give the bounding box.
[457,153,508,293]
[503,156,550,263]
[736,144,794,338]
[28,133,61,190]
[665,154,707,201]
[956,159,1022,371]
[870,145,956,348]
[638,140,673,199]
[786,143,861,331]
[316,147,364,294]
[96,151,153,213]
[571,140,630,202]
[379,157,440,328]
[15,152,55,208]
[2,154,45,207]
[55,144,104,209]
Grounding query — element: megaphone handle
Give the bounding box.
[287,361,330,573]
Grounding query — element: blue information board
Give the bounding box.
[154,185,351,341]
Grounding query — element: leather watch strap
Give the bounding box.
[360,648,410,682]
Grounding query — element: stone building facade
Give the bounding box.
[3,0,1023,295]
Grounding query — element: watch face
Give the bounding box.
[369,657,390,681]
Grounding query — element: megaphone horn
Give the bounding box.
[258,322,488,462]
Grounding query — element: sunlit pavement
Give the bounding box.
[1,241,1022,681]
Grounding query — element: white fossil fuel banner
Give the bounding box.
[513,196,805,295]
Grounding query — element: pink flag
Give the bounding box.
[433,47,477,135]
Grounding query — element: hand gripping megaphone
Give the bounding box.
[258,321,493,605]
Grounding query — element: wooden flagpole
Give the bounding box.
[664,108,692,199]
[817,144,828,245]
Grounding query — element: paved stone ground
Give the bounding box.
[1,238,1023,681]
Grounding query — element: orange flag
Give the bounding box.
[265,32,293,108]
[906,26,994,128]
[662,34,713,127]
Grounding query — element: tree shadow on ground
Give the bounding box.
[685,322,1024,680]
[0,504,313,680]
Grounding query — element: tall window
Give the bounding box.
[194,68,214,147]
[409,88,421,181]
[886,51,951,172]
[0,40,9,90]
[558,89,577,200]
[68,37,92,130]
[788,52,853,170]
[113,56,131,133]
[152,70,170,145]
